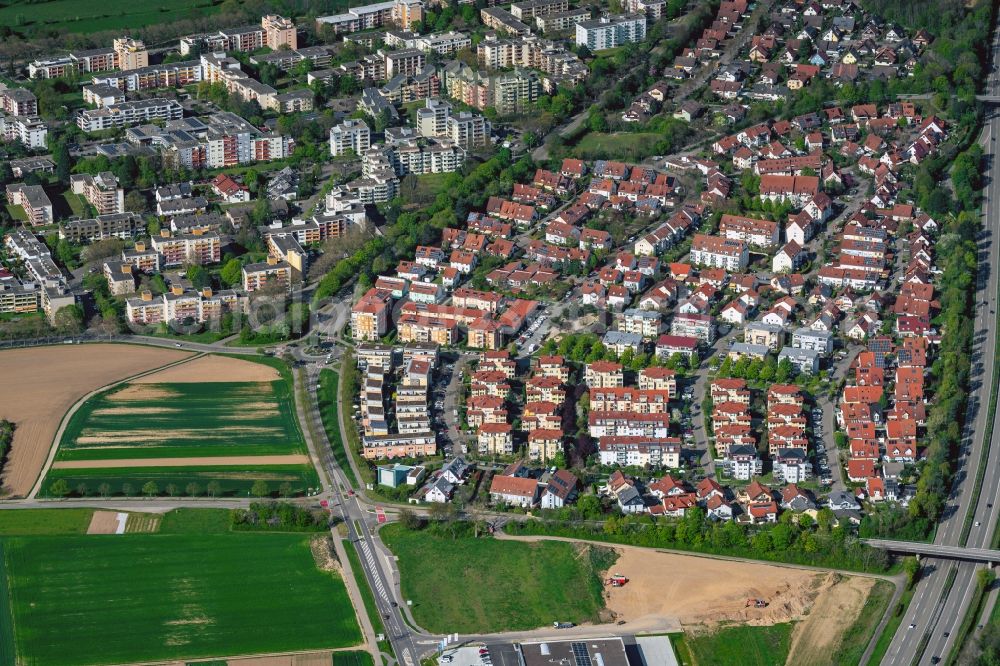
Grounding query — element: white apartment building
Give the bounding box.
[329,118,372,156]
[0,114,47,149]
[575,14,646,50]
[416,98,491,149]
[689,234,749,271]
[76,99,183,132]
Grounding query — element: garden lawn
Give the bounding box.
[573,132,663,161]
[686,623,794,666]
[4,205,26,222]
[60,190,87,218]
[41,464,321,498]
[380,524,615,634]
[2,533,361,665]
[56,381,304,460]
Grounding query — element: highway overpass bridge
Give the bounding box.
[864,539,1000,563]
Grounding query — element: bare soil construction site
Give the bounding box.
[603,545,877,660]
[0,344,191,497]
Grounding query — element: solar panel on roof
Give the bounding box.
[571,642,592,666]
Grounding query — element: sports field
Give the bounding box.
[0,0,221,35]
[40,355,319,497]
[0,512,363,665]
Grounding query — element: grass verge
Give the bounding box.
[668,633,693,666]
[318,369,359,487]
[944,573,992,665]
[832,579,895,665]
[343,540,391,655]
[866,585,915,665]
[686,623,794,666]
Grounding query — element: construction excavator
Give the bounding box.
[745,598,768,608]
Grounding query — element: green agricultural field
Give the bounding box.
[0,0,221,35]
[380,524,616,634]
[0,541,14,666]
[0,509,93,535]
[1,533,362,665]
[56,380,304,460]
[41,464,321,498]
[686,623,794,666]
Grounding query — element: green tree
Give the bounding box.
[251,479,270,497]
[142,481,160,497]
[902,556,920,588]
[98,482,111,497]
[399,508,422,530]
[220,258,243,286]
[186,482,201,497]
[186,264,211,290]
[53,304,84,335]
[124,190,147,214]
[207,480,222,497]
[50,479,71,497]
[122,482,134,496]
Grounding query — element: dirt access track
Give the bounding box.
[0,344,191,497]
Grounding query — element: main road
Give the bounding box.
[878,15,1000,665]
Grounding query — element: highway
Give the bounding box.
[879,15,1000,665]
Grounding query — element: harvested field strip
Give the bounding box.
[0,344,191,497]
[135,354,280,383]
[57,380,304,460]
[53,454,312,468]
[86,511,122,535]
[4,534,362,665]
[42,465,321,498]
[0,541,14,666]
[125,514,160,533]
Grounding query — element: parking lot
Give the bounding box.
[438,643,520,666]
